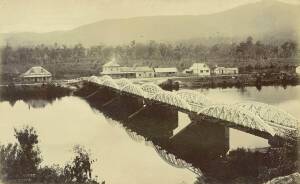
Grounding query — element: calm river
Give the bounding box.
[0,85,299,184]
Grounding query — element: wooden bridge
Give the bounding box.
[69,75,299,140]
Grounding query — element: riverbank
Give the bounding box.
[169,73,300,89]
[0,84,71,105]
[1,72,299,93]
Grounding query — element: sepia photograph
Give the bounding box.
[0,0,300,183]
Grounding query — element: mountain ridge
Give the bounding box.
[1,0,299,46]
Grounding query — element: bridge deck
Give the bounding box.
[73,76,299,140]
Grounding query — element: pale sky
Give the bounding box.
[0,0,299,33]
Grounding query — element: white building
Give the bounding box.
[101,60,121,74]
[154,68,178,77]
[184,63,210,76]
[214,67,239,75]
[296,66,300,75]
[101,60,154,78]
[21,66,52,83]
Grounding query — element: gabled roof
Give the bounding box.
[119,66,154,72]
[215,67,238,70]
[190,63,209,69]
[131,66,154,72]
[21,66,52,78]
[154,68,178,73]
[103,61,120,67]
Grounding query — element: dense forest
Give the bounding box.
[0,37,298,81]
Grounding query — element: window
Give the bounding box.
[200,70,203,73]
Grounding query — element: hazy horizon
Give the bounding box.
[1,0,299,34]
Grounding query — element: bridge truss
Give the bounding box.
[84,76,299,138]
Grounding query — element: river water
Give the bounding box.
[0,85,299,184]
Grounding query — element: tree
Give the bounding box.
[14,126,42,177]
[0,126,42,180]
[0,143,19,179]
[64,145,97,183]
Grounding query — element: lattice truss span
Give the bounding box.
[198,104,276,136]
[102,78,119,89]
[87,75,98,83]
[151,91,191,111]
[101,75,113,81]
[176,89,213,111]
[87,75,111,84]
[141,83,163,97]
[233,101,299,131]
[116,78,132,89]
[121,83,147,97]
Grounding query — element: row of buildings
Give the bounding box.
[101,60,239,78]
[19,61,239,83]
[101,61,178,78]
[19,63,300,83]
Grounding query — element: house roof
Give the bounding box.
[190,63,209,69]
[103,61,120,67]
[131,66,154,72]
[21,66,52,78]
[215,67,238,70]
[154,68,178,73]
[101,66,154,75]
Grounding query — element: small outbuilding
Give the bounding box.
[214,67,239,75]
[154,68,178,77]
[21,66,52,83]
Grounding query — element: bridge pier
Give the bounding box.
[167,120,229,168]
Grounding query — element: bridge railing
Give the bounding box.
[82,75,299,138]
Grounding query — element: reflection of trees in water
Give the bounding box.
[26,99,49,108]
[0,85,71,108]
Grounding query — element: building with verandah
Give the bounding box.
[21,66,52,83]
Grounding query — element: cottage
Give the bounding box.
[154,68,178,77]
[184,63,210,76]
[21,66,52,83]
[132,67,155,78]
[101,60,121,74]
[214,67,239,75]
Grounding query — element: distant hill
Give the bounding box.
[1,0,299,46]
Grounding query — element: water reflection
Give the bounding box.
[0,85,71,107]
[1,85,299,183]
[84,91,271,180]
[0,96,197,184]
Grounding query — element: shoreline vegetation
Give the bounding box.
[0,126,103,184]
[0,124,298,184]
[0,37,299,84]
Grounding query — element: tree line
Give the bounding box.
[0,126,103,184]
[1,37,297,69]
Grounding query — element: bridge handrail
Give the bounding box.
[233,101,299,129]
[197,104,276,136]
